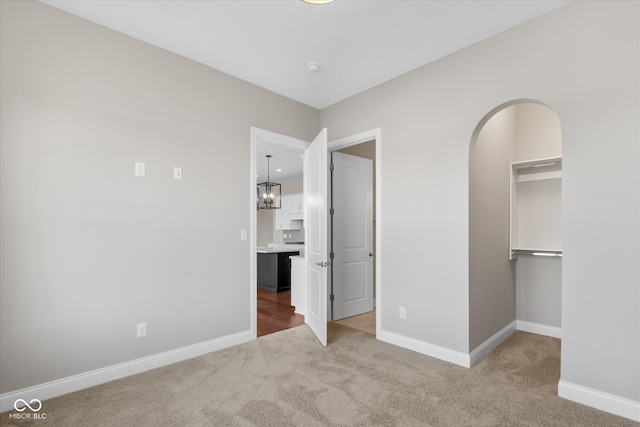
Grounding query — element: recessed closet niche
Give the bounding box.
[469,102,562,351]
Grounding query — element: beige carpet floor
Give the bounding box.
[2,324,637,426]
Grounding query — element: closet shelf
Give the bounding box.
[509,156,562,260]
[511,248,562,257]
[511,156,562,170]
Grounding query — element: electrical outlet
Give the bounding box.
[137,322,147,338]
[135,162,145,177]
[173,167,183,180]
[399,307,407,319]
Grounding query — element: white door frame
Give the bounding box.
[249,127,310,340]
[328,128,382,337]
[249,126,382,340]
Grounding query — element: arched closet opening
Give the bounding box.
[469,100,562,355]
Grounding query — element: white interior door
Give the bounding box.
[332,152,374,320]
[304,128,328,346]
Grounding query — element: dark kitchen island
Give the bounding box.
[257,248,300,293]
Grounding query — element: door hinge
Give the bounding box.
[329,294,335,302]
[330,252,334,260]
[330,207,334,216]
[330,163,334,172]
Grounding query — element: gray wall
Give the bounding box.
[0,1,319,393]
[514,103,562,161]
[321,0,639,403]
[469,106,516,350]
[256,210,275,247]
[516,255,562,327]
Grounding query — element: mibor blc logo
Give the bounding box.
[10,398,46,420]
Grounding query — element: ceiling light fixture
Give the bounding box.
[302,0,335,4]
[307,62,320,73]
[257,155,281,211]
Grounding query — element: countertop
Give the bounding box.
[257,245,304,254]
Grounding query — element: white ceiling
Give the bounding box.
[41,0,570,110]
[256,142,305,184]
[40,0,570,180]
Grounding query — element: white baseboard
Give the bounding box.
[377,328,470,368]
[0,330,252,413]
[469,321,516,367]
[558,380,640,422]
[516,320,562,338]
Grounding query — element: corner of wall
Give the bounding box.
[469,321,516,367]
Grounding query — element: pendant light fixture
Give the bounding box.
[257,155,281,210]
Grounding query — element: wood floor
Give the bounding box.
[333,308,376,335]
[257,288,305,337]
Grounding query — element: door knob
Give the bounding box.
[369,252,374,257]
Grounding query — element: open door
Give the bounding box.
[331,151,374,320]
[304,128,329,346]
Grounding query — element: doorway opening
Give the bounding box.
[251,128,309,339]
[469,100,562,364]
[329,140,377,336]
[327,129,381,339]
[250,127,382,342]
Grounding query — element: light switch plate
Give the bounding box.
[135,162,145,177]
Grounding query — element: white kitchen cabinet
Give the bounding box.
[290,256,307,315]
[509,156,562,259]
[275,193,304,230]
[288,193,303,219]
